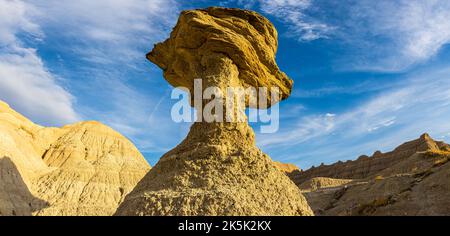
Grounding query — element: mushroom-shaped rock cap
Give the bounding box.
[147,7,293,107]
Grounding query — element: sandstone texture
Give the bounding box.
[298,177,353,192]
[116,7,313,216]
[0,100,150,216]
[147,7,293,107]
[293,134,450,216]
[273,161,301,174]
[116,121,312,216]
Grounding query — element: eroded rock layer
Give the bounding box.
[290,133,439,185]
[273,161,301,174]
[295,134,450,216]
[0,100,150,216]
[116,7,312,216]
[116,121,312,216]
[147,7,293,107]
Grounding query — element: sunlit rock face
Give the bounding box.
[147,7,293,108]
[0,100,150,216]
[294,134,450,216]
[115,7,313,216]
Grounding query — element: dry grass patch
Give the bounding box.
[356,196,394,215]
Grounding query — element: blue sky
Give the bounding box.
[1,0,450,169]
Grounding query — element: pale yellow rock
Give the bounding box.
[0,101,54,180]
[298,177,353,192]
[0,101,57,215]
[33,121,150,216]
[147,7,293,107]
[273,161,301,174]
[116,7,313,216]
[0,100,150,216]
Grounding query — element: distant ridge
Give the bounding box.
[290,133,442,185]
[291,133,450,216]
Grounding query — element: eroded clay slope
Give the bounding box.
[33,121,150,216]
[0,101,55,215]
[290,133,439,185]
[0,100,150,216]
[295,134,450,216]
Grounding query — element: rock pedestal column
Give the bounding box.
[115,7,313,216]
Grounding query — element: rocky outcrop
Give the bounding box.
[33,121,150,216]
[0,100,150,216]
[147,7,293,106]
[290,133,440,185]
[273,161,301,174]
[0,101,59,184]
[115,7,313,216]
[298,177,353,192]
[295,134,450,216]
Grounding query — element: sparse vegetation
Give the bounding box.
[433,158,449,167]
[423,150,450,167]
[356,196,394,215]
[440,145,450,152]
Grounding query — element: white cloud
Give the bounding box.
[259,65,450,167]
[226,0,333,41]
[0,0,79,126]
[292,79,394,98]
[26,0,182,155]
[0,47,79,125]
[259,0,333,41]
[258,112,335,147]
[231,0,450,71]
[29,0,179,65]
[339,0,450,71]
[0,0,41,45]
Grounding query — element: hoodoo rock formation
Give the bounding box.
[0,100,150,216]
[115,7,313,216]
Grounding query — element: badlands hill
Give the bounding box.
[291,134,450,215]
[0,100,150,216]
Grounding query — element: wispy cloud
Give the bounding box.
[0,0,79,126]
[335,0,450,72]
[30,0,179,65]
[23,0,183,156]
[229,0,450,72]
[225,0,334,41]
[1,0,184,158]
[258,112,335,147]
[259,65,450,167]
[258,0,334,41]
[292,79,394,98]
[79,76,190,156]
[0,0,41,44]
